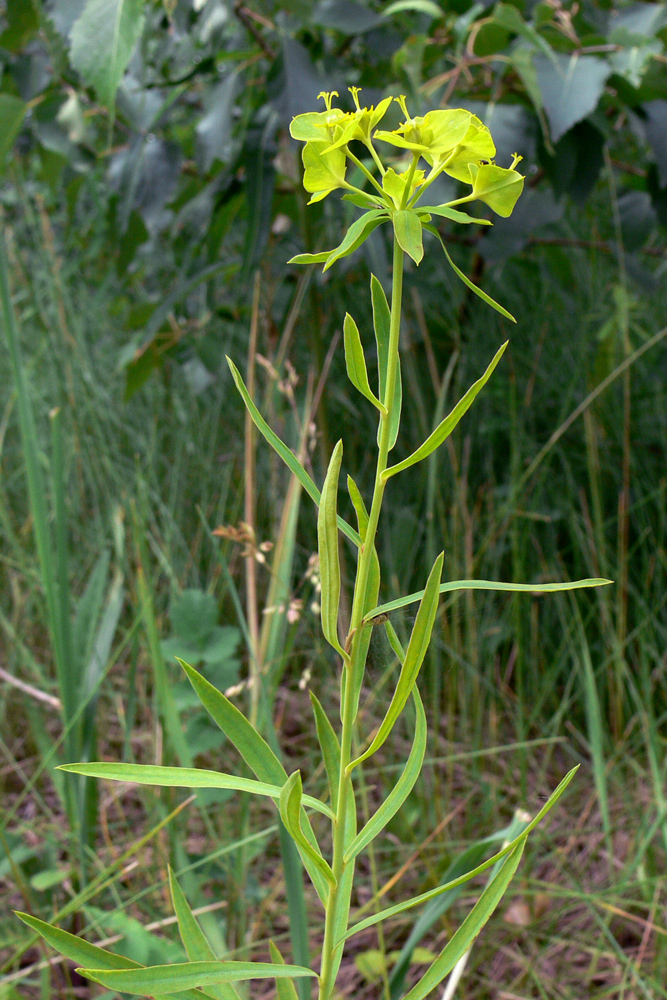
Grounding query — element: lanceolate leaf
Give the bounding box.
[341,765,578,942]
[363,578,613,623]
[269,942,300,1000]
[226,358,361,549]
[280,772,335,888]
[318,441,346,659]
[401,842,525,1000]
[423,224,516,322]
[344,685,426,862]
[179,660,286,784]
[418,205,492,225]
[347,475,369,540]
[323,210,388,271]
[384,341,508,478]
[78,960,318,995]
[348,552,443,771]
[70,0,145,109]
[310,690,341,807]
[344,313,384,411]
[287,251,332,264]
[371,274,401,450]
[59,761,334,820]
[14,913,208,1000]
[169,868,241,1000]
[394,209,424,264]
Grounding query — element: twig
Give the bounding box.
[0,667,61,710]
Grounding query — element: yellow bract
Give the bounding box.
[288,90,525,217]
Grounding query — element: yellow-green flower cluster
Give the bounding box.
[289,89,524,218]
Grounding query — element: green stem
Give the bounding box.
[364,139,386,177]
[318,234,404,1000]
[345,149,388,200]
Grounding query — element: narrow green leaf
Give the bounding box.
[418,205,492,225]
[227,357,360,549]
[179,660,286,784]
[344,686,426,863]
[371,274,401,450]
[14,913,208,1000]
[177,662,331,905]
[280,772,335,889]
[322,793,357,996]
[269,942,301,1000]
[287,251,333,264]
[348,553,443,771]
[394,210,424,264]
[15,912,142,972]
[363,578,613,623]
[70,0,145,109]
[344,313,384,411]
[424,224,516,321]
[310,691,341,808]
[78,960,318,994]
[323,210,388,272]
[384,341,508,478]
[169,869,240,1000]
[402,842,525,1000]
[341,765,578,942]
[347,475,369,540]
[318,441,346,659]
[58,762,333,820]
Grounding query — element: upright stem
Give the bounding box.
[318,234,404,1000]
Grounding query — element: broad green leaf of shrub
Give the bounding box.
[70,0,146,109]
[0,95,27,163]
[534,52,613,143]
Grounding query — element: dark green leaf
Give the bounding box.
[534,52,613,144]
[0,94,27,162]
[70,0,146,109]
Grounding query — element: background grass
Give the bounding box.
[1,155,667,1000]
